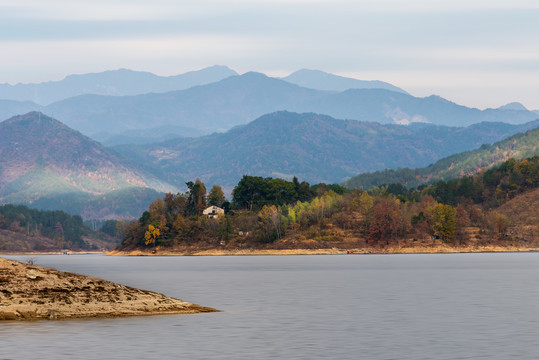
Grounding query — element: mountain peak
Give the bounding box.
[497,102,528,111]
[0,112,177,218]
[240,71,271,79]
[289,69,332,77]
[282,69,408,94]
[426,95,458,105]
[204,64,236,72]
[3,111,69,130]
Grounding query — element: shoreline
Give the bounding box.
[0,251,106,256]
[106,245,539,256]
[5,245,539,257]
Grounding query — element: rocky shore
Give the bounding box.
[0,257,217,320]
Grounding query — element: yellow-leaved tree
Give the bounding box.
[428,203,456,243]
[144,224,160,246]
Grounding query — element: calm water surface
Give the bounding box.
[1,253,539,359]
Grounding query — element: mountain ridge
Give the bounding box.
[113,111,539,190]
[33,74,539,138]
[343,125,539,190]
[0,112,177,219]
[0,65,238,105]
[282,68,408,94]
[1,69,537,144]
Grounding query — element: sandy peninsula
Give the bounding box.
[0,257,217,320]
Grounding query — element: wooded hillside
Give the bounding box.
[116,156,539,253]
[344,126,539,190]
[0,204,117,252]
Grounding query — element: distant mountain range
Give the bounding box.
[0,65,238,105]
[0,112,176,219]
[113,111,539,190]
[44,72,328,135]
[0,66,406,105]
[41,74,539,135]
[343,126,539,190]
[1,69,537,145]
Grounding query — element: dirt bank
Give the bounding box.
[107,245,539,256]
[0,257,217,320]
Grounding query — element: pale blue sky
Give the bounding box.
[1,0,538,109]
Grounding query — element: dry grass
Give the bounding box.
[497,188,539,244]
[108,244,539,256]
[0,229,58,252]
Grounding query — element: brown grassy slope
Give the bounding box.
[0,229,117,253]
[0,229,58,252]
[0,257,217,320]
[496,188,539,243]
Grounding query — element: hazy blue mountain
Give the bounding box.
[92,125,206,146]
[297,90,539,127]
[0,99,41,122]
[31,73,537,137]
[114,112,539,190]
[0,112,177,219]
[282,69,408,94]
[43,72,328,135]
[497,102,528,111]
[0,65,237,105]
[2,72,537,139]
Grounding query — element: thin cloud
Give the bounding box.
[1,0,538,109]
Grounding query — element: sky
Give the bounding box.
[1,0,539,110]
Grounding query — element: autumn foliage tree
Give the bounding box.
[117,157,538,252]
[428,204,456,243]
[368,198,402,245]
[144,224,160,246]
[258,205,283,242]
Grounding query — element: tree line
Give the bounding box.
[0,204,90,249]
[119,156,538,251]
[120,176,347,248]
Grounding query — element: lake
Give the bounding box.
[1,253,539,359]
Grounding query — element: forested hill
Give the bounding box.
[116,156,539,254]
[0,204,116,252]
[0,112,175,219]
[344,125,539,190]
[114,112,539,189]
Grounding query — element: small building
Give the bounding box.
[203,205,225,219]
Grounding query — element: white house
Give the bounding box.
[203,205,225,219]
